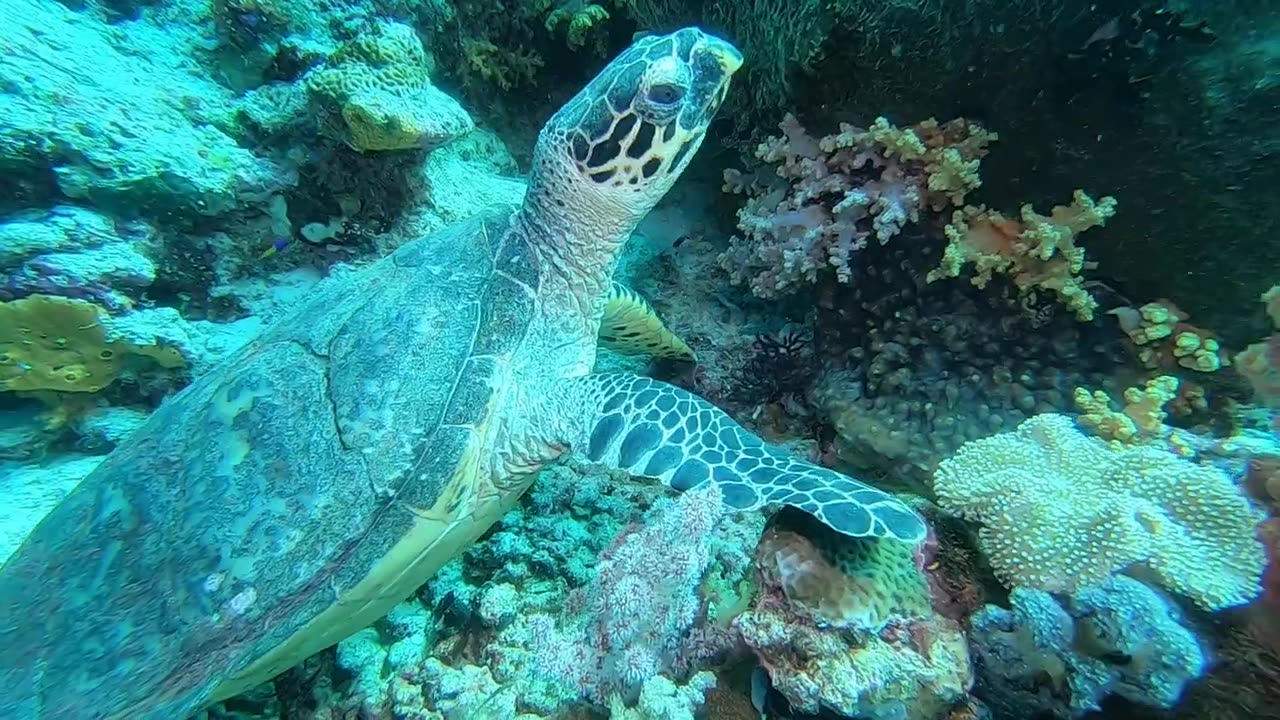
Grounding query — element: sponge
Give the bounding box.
[0,295,184,393]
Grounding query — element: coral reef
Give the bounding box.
[0,0,288,218]
[720,113,995,299]
[304,21,474,152]
[926,190,1117,321]
[933,412,1267,611]
[970,576,1207,718]
[737,512,972,719]
[810,235,1133,481]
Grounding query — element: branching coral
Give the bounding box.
[933,412,1267,611]
[1108,298,1229,373]
[1236,284,1280,407]
[518,481,756,710]
[540,0,612,50]
[1073,375,1179,445]
[305,21,474,152]
[720,113,996,299]
[926,190,1117,321]
[0,295,185,393]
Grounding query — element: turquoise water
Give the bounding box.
[0,1,1277,719]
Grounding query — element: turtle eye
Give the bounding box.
[647,83,685,105]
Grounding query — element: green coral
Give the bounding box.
[305,21,474,152]
[541,0,611,49]
[0,295,184,394]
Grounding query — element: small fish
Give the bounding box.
[750,665,770,719]
[1083,17,1121,48]
[258,236,290,259]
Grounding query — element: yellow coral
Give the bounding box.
[306,22,472,152]
[865,116,926,160]
[925,147,981,206]
[1073,375,1179,444]
[543,1,610,49]
[934,413,1267,611]
[927,191,1117,321]
[0,295,184,393]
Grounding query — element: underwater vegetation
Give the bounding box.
[0,1,1278,720]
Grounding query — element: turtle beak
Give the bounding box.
[707,36,744,76]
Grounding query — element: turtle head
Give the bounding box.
[524,28,741,242]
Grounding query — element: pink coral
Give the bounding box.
[720,114,995,299]
[527,482,728,704]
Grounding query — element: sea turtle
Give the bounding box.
[0,27,925,719]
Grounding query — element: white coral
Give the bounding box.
[934,413,1267,610]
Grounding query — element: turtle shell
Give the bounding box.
[0,207,543,718]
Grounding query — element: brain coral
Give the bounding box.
[305,22,473,152]
[933,413,1266,611]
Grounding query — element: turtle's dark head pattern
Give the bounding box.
[526,28,742,230]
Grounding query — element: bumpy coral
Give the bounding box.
[719,113,995,298]
[933,412,1267,610]
[1073,375,1179,444]
[737,520,971,719]
[810,237,1130,480]
[0,295,184,393]
[305,21,474,152]
[926,190,1117,321]
[970,576,1207,718]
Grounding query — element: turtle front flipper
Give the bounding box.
[596,282,697,362]
[551,373,926,543]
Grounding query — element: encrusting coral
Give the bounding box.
[0,295,185,393]
[305,21,474,152]
[970,576,1208,718]
[926,190,1117,321]
[933,412,1266,611]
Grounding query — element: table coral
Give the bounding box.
[719,113,995,299]
[305,21,474,152]
[926,190,1117,321]
[933,412,1267,611]
[970,576,1207,718]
